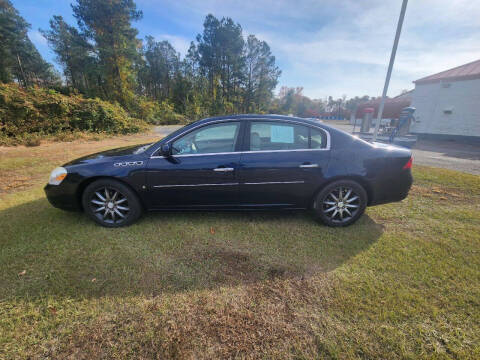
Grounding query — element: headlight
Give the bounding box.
[49,167,67,185]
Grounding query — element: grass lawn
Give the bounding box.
[0,136,479,359]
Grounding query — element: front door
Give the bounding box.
[238,120,330,208]
[146,121,243,208]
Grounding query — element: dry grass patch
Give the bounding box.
[410,184,463,200]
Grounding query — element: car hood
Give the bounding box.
[63,143,152,166]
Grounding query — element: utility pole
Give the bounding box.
[372,0,408,141]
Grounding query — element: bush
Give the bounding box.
[22,133,42,147]
[133,98,187,125]
[0,83,146,142]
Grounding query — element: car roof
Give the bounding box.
[194,114,332,129]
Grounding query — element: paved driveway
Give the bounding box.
[154,122,480,175]
[322,120,480,175]
[409,140,480,175]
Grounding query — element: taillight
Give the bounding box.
[403,157,413,170]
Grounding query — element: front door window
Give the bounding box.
[172,122,240,155]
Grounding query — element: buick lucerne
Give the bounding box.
[44,115,413,227]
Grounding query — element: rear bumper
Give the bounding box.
[44,183,81,211]
[369,170,413,206]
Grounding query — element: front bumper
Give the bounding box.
[44,183,81,211]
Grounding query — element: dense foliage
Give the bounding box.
[0,83,144,145]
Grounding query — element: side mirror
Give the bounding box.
[161,143,172,157]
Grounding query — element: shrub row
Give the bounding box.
[0,83,147,144]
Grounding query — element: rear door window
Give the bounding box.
[249,122,309,151]
[249,121,327,151]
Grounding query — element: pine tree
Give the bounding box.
[41,15,100,96]
[72,0,142,107]
[0,0,58,85]
[244,35,281,112]
[196,14,245,114]
[138,36,180,101]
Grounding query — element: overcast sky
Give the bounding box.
[13,0,480,99]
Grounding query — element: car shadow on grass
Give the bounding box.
[0,198,384,300]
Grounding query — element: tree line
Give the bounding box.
[274,87,374,119]
[1,0,281,120]
[27,0,278,120]
[1,0,377,123]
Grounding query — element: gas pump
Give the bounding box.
[389,107,415,143]
[361,107,375,133]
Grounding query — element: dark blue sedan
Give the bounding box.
[45,114,413,227]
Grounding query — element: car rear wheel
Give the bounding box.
[313,180,367,227]
[82,179,143,227]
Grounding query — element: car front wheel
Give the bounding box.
[313,180,367,227]
[82,179,143,227]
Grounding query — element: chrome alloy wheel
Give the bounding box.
[322,186,360,223]
[89,187,130,224]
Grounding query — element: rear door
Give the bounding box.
[146,121,243,208]
[237,120,330,208]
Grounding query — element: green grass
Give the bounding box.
[0,165,479,359]
[0,157,43,171]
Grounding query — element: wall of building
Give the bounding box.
[410,78,480,138]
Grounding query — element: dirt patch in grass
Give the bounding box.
[208,248,266,283]
[206,248,302,283]
[136,243,309,296]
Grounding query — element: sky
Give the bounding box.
[12,0,480,99]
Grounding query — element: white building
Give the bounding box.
[410,59,480,142]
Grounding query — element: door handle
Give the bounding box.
[299,163,318,168]
[213,167,234,172]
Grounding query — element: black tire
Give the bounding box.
[313,180,367,227]
[82,179,143,228]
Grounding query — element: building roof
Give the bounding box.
[414,59,480,84]
[392,89,414,99]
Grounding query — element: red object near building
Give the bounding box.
[355,91,412,119]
